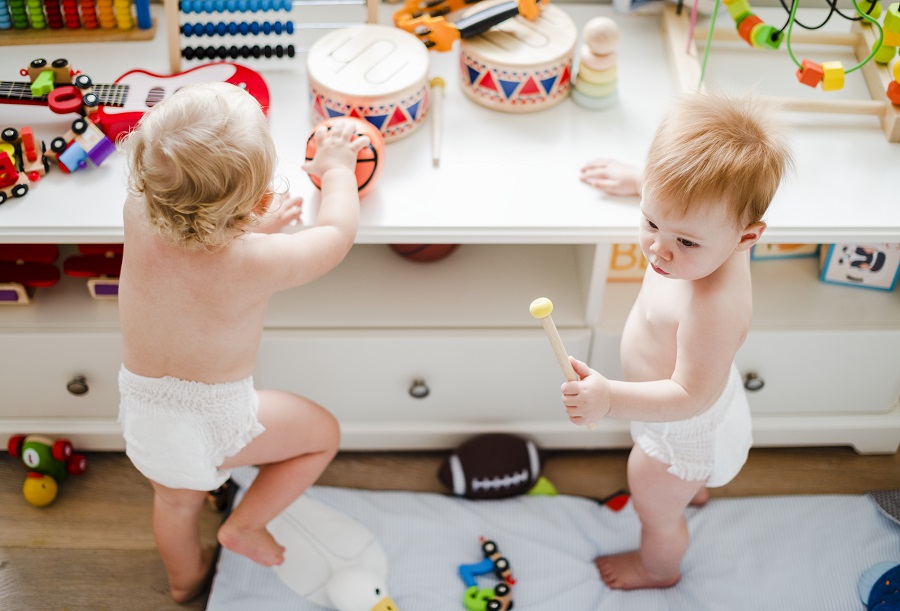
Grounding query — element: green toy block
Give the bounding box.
[727,0,753,24]
[751,23,784,49]
[858,0,882,19]
[30,71,54,97]
[874,43,898,63]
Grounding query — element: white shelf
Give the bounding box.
[265,243,591,328]
[598,255,900,331]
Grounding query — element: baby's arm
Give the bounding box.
[244,120,369,290]
[580,159,641,197]
[562,300,745,424]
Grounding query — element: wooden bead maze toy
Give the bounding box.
[164,0,379,72]
[661,0,900,142]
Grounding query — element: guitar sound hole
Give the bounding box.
[145,86,165,108]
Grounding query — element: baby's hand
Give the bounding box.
[302,120,370,180]
[580,159,641,197]
[254,193,303,233]
[561,357,611,426]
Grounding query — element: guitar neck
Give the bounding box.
[0,81,128,107]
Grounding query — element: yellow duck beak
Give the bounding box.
[372,597,399,611]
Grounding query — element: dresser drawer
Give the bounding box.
[257,329,592,426]
[736,330,900,415]
[591,329,900,416]
[0,331,122,419]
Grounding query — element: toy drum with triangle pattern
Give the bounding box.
[307,24,430,143]
[459,3,576,113]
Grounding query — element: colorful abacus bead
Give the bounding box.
[796,59,824,88]
[821,60,844,91]
[887,61,900,104]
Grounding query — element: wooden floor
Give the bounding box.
[1,446,899,609]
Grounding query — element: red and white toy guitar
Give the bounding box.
[2,62,270,141]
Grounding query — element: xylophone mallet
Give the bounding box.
[529,297,596,429]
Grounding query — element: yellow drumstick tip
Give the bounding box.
[430,77,445,89]
[529,297,553,319]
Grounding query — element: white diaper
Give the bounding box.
[118,365,265,491]
[631,364,752,488]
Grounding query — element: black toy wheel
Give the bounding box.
[50,137,67,154]
[74,74,93,89]
[12,183,28,198]
[494,583,510,597]
[1,127,18,143]
[51,58,69,69]
[482,540,498,555]
[30,58,48,70]
[82,93,99,107]
[487,601,502,611]
[0,191,7,205]
[72,119,88,135]
[494,557,510,574]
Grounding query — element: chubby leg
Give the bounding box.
[150,481,215,603]
[217,389,340,567]
[595,445,705,590]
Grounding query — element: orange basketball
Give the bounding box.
[305,117,385,198]
[389,244,460,263]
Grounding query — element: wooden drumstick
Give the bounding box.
[430,77,445,167]
[530,297,597,430]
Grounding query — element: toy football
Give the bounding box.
[438,433,542,499]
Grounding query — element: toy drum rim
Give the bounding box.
[307,25,430,143]
[458,4,576,113]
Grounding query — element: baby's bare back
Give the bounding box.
[119,199,272,384]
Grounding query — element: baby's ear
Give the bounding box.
[736,221,766,252]
[252,191,273,217]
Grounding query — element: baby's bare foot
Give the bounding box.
[169,545,216,603]
[218,521,285,567]
[595,551,680,590]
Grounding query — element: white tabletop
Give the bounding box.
[1,3,898,244]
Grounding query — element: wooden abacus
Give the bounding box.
[0,0,155,45]
[164,0,379,72]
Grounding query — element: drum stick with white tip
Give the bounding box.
[530,297,597,430]
[430,77,445,167]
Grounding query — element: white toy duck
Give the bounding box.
[268,494,398,611]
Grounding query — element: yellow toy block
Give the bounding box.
[821,61,845,91]
[884,3,900,33]
[726,0,752,23]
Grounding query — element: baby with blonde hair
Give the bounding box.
[118,81,369,602]
[572,91,793,590]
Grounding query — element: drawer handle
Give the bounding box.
[743,371,765,392]
[66,375,90,396]
[409,379,430,399]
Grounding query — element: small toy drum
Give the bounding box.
[459,3,576,113]
[307,24,430,143]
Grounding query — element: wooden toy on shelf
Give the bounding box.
[53,116,115,173]
[307,24,430,142]
[571,16,620,110]
[661,2,900,142]
[164,0,378,73]
[819,243,900,291]
[0,243,60,305]
[1,58,271,141]
[458,3,576,112]
[0,0,154,46]
[63,243,124,300]
[7,433,87,507]
[393,0,544,52]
